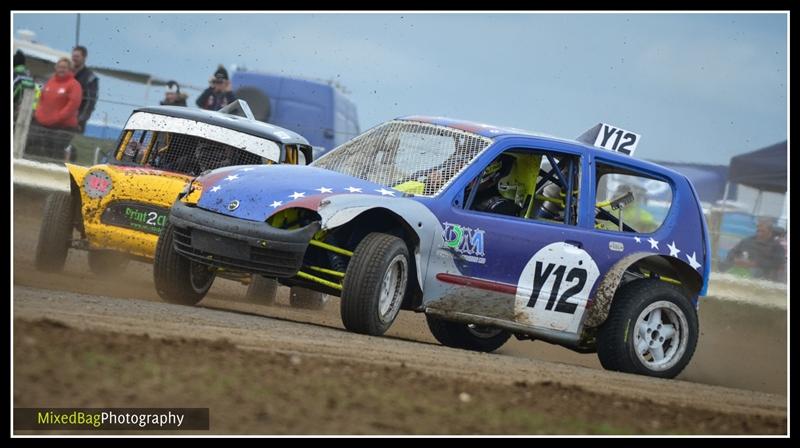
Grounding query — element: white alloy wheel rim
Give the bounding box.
[190,262,215,293]
[633,300,689,371]
[378,254,408,323]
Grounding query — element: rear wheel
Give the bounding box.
[153,223,215,305]
[289,287,327,310]
[245,275,278,304]
[596,279,698,378]
[34,192,75,272]
[340,233,409,336]
[87,250,130,276]
[426,315,511,353]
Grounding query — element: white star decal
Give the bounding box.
[270,200,283,208]
[376,188,396,196]
[345,186,362,193]
[667,241,681,258]
[647,237,659,250]
[686,252,702,270]
[289,192,306,200]
[634,236,641,243]
[210,185,221,193]
[225,174,239,181]
[316,187,333,194]
[240,167,255,172]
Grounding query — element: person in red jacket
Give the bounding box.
[25,57,83,160]
[34,57,83,130]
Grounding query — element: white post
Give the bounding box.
[753,190,763,216]
[13,89,35,159]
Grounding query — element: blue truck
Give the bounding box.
[231,70,360,157]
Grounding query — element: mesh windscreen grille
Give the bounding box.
[120,131,263,176]
[312,120,493,196]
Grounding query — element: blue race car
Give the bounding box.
[153,117,710,378]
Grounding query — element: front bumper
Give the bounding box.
[168,201,320,277]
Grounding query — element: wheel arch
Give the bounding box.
[582,252,702,330]
[65,164,87,236]
[326,206,424,310]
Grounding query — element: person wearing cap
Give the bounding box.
[160,80,188,107]
[196,65,236,111]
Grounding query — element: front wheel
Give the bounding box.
[153,223,215,305]
[426,315,511,353]
[34,191,75,272]
[596,279,698,378]
[340,233,409,336]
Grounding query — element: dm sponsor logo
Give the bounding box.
[442,222,486,264]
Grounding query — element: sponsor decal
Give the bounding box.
[442,222,485,264]
[515,242,601,333]
[101,202,169,235]
[84,171,113,199]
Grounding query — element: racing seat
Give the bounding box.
[537,182,565,220]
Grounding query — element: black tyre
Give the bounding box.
[596,279,698,378]
[34,191,75,272]
[426,315,511,353]
[245,275,278,304]
[153,223,215,305]
[340,233,409,336]
[87,250,130,276]
[289,287,327,310]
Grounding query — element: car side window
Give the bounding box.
[594,162,673,234]
[461,148,581,226]
[117,129,156,165]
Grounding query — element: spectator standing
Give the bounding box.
[34,57,82,130]
[27,57,82,159]
[160,80,188,106]
[196,65,236,111]
[72,45,99,133]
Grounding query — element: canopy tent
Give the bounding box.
[728,141,787,193]
[647,161,730,204]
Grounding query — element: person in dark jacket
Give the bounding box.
[71,45,99,133]
[723,217,786,281]
[196,65,236,111]
[160,80,188,106]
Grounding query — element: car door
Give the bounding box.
[425,140,607,336]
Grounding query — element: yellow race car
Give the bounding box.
[34,101,313,297]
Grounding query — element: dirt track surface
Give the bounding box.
[13,186,788,434]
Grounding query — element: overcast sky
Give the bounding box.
[12,12,788,164]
